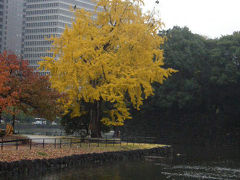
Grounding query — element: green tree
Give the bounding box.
[124,28,240,145]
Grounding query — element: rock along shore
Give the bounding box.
[0,146,172,178]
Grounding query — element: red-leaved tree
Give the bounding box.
[0,52,61,131]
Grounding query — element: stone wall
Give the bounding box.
[0,147,172,177]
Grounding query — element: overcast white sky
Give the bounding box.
[143,0,240,39]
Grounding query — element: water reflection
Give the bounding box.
[27,159,240,180]
[161,162,240,179]
[33,161,166,180]
[2,145,240,180]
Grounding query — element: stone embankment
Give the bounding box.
[0,146,172,177]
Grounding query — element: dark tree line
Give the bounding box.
[122,27,240,146]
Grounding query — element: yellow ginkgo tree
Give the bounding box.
[40,0,176,137]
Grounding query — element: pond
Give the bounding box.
[2,145,240,180]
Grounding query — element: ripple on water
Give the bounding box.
[161,164,240,180]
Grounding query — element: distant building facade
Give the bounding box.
[23,0,96,74]
[0,0,4,52]
[3,0,25,55]
[0,0,25,55]
[1,0,96,75]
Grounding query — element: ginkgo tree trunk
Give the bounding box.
[40,0,176,138]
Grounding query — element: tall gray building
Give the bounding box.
[3,0,25,55]
[23,0,96,75]
[0,0,4,52]
[0,0,25,55]
[1,0,96,75]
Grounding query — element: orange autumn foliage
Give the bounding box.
[0,52,61,121]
